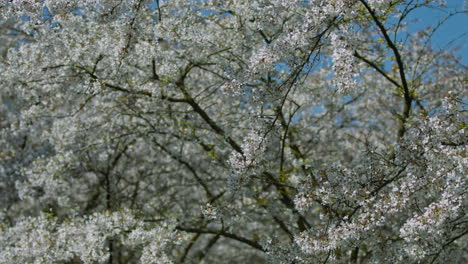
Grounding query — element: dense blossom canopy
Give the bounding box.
[0,0,466,263]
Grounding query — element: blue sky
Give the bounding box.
[406,1,468,64]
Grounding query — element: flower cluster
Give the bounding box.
[330,28,358,93]
[0,209,182,264]
[228,130,266,175]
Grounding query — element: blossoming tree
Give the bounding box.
[0,0,466,263]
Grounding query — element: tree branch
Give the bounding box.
[174,64,243,154]
[359,0,413,139]
[354,51,401,88]
[176,226,264,252]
